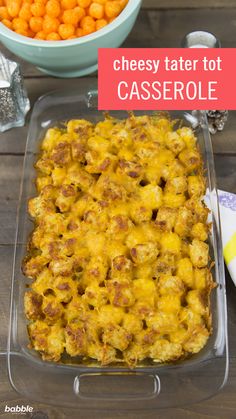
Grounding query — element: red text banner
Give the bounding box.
[98,48,236,110]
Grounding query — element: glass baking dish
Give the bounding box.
[8,86,228,410]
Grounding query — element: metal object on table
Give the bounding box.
[181,30,221,48]
[207,110,229,135]
[0,53,30,133]
[181,31,228,134]
[0,54,11,88]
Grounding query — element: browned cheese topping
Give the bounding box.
[23,114,215,366]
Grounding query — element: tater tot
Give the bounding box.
[23,114,213,366]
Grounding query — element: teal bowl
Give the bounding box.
[0,0,141,78]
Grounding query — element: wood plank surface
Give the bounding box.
[142,0,236,8]
[143,9,236,48]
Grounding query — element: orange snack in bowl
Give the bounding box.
[19,3,32,20]
[42,14,59,33]
[61,0,77,9]
[35,0,47,4]
[120,0,128,8]
[46,30,60,39]
[95,17,107,30]
[62,7,83,25]
[75,26,82,36]
[31,1,45,17]
[29,15,43,31]
[7,0,22,18]
[80,14,95,35]
[16,29,28,35]
[105,1,121,18]
[12,16,28,30]
[2,18,12,28]
[77,0,91,7]
[89,2,104,19]
[74,6,85,20]
[58,22,74,38]
[0,6,11,19]
[34,29,45,38]
[0,0,129,40]
[27,28,35,35]
[45,0,61,18]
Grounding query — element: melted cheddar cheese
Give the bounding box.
[23,113,215,366]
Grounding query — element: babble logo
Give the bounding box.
[4,404,33,414]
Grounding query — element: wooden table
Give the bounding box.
[1,1,236,417]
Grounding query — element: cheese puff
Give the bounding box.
[29,15,43,31]
[45,0,60,17]
[89,2,104,19]
[58,22,75,39]
[105,1,121,18]
[34,29,46,38]
[42,15,60,33]
[95,18,107,30]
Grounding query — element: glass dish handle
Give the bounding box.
[73,372,161,401]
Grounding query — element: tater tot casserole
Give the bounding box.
[22,113,215,367]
